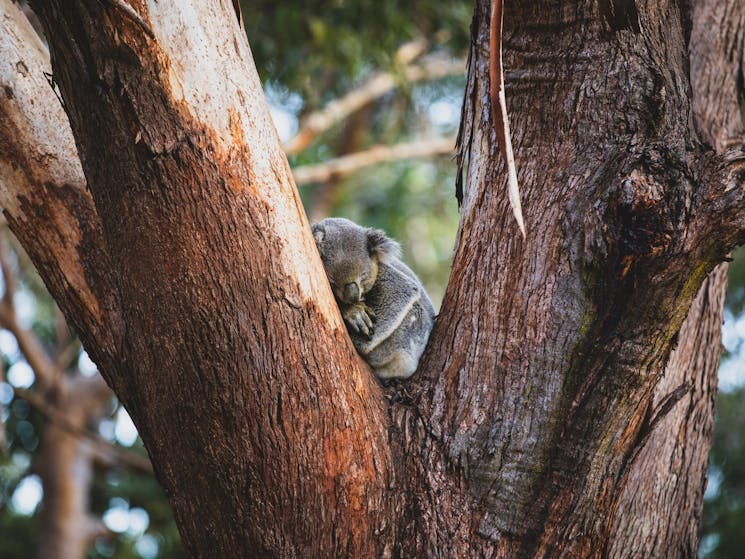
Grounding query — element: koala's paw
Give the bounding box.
[343,304,375,338]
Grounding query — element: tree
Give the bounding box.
[1,0,744,557]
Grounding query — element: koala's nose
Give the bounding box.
[343,282,361,303]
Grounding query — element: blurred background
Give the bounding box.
[0,1,742,558]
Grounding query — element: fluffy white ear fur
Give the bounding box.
[367,228,400,263]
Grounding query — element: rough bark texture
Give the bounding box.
[1,0,744,557]
[0,0,121,379]
[397,0,744,556]
[607,266,725,558]
[607,1,745,555]
[26,1,391,557]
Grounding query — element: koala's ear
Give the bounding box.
[367,228,400,263]
[311,223,325,245]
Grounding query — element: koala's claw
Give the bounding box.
[344,304,374,338]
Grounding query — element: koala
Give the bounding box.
[312,217,435,380]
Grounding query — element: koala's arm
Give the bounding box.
[353,263,420,348]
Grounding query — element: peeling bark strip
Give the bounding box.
[489,0,526,237]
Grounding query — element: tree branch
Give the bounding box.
[394,37,430,65]
[0,0,122,379]
[292,136,455,184]
[686,0,745,152]
[720,146,745,244]
[685,0,745,248]
[283,49,465,156]
[28,1,393,555]
[0,235,61,393]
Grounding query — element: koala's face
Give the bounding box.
[312,218,399,305]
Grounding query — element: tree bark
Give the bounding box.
[607,1,745,555]
[0,0,121,381]
[25,1,392,557]
[396,0,744,556]
[1,0,743,557]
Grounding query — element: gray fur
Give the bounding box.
[312,217,435,380]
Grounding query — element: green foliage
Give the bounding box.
[0,510,39,557]
[242,0,471,108]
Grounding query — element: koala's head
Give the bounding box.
[312,217,400,304]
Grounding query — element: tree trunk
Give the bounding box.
[26,1,392,557]
[1,0,743,557]
[0,0,121,379]
[397,1,743,556]
[35,374,113,559]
